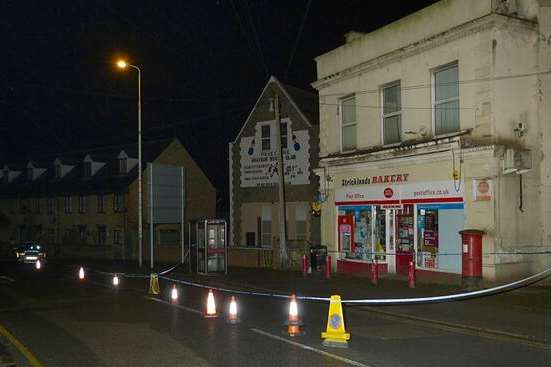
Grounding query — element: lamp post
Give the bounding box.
[116,60,143,268]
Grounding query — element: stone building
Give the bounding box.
[228,76,320,268]
[312,0,551,280]
[0,138,215,263]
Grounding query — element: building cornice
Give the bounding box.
[312,13,536,91]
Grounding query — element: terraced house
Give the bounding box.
[0,138,215,262]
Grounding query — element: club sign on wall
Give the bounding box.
[240,118,310,187]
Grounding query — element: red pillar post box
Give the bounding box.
[460,230,484,284]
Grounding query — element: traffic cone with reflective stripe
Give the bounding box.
[321,295,350,348]
[227,296,240,324]
[170,284,179,303]
[35,259,41,270]
[112,274,120,287]
[285,294,303,336]
[204,289,217,318]
[78,266,85,280]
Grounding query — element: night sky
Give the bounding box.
[0,0,438,212]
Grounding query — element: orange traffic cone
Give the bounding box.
[205,289,217,318]
[112,274,120,287]
[285,294,303,336]
[227,296,240,324]
[170,284,179,303]
[78,266,85,280]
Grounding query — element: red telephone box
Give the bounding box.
[338,215,354,254]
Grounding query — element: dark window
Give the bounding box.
[83,162,92,177]
[118,158,127,174]
[97,195,105,213]
[280,122,288,149]
[97,225,107,245]
[261,125,271,151]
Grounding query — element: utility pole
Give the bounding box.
[274,93,288,268]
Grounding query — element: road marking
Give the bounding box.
[0,324,43,367]
[0,276,15,284]
[355,307,551,351]
[250,328,372,367]
[144,296,203,315]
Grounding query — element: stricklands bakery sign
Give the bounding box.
[341,173,409,186]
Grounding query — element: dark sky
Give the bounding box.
[0,0,438,211]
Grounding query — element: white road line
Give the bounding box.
[143,296,203,315]
[250,328,372,367]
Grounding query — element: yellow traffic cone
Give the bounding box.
[321,295,350,348]
[204,289,217,318]
[149,274,160,295]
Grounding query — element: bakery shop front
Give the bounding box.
[334,171,465,276]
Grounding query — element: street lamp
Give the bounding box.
[116,59,143,268]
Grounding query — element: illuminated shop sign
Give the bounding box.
[341,174,409,186]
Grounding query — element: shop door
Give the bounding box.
[338,215,354,256]
[395,205,414,275]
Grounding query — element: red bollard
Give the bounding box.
[370,259,378,286]
[408,260,416,289]
[325,255,331,280]
[302,254,308,277]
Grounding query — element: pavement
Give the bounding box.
[1,259,551,366]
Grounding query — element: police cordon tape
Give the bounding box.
[74,258,551,348]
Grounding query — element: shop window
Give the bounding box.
[434,63,459,135]
[340,95,356,151]
[261,125,271,151]
[382,82,401,145]
[338,206,373,261]
[416,203,464,273]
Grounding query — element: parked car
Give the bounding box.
[14,243,47,264]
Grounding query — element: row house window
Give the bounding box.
[118,158,127,174]
[114,193,125,212]
[97,225,107,245]
[33,198,40,213]
[113,229,122,244]
[338,62,459,151]
[83,162,92,178]
[97,194,105,213]
[79,195,88,213]
[64,196,72,214]
[261,125,271,151]
[47,198,56,215]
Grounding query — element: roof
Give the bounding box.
[0,138,174,197]
[234,75,319,143]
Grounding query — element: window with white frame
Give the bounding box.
[65,195,72,214]
[79,195,87,213]
[64,196,72,213]
[434,63,459,135]
[340,95,356,151]
[261,206,272,247]
[97,194,105,213]
[280,122,288,149]
[114,193,125,212]
[261,125,271,151]
[382,82,401,145]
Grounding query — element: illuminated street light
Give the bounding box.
[115,58,144,268]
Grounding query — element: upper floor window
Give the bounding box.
[27,167,34,180]
[340,95,356,151]
[382,82,401,145]
[434,63,459,135]
[83,162,92,177]
[33,198,40,213]
[64,196,72,214]
[47,198,56,215]
[114,193,125,212]
[261,125,271,151]
[54,165,62,179]
[97,194,105,213]
[118,158,127,174]
[79,195,87,213]
[280,122,288,149]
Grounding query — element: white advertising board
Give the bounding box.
[240,118,310,187]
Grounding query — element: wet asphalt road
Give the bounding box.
[1,261,550,367]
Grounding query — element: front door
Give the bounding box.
[395,205,414,274]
